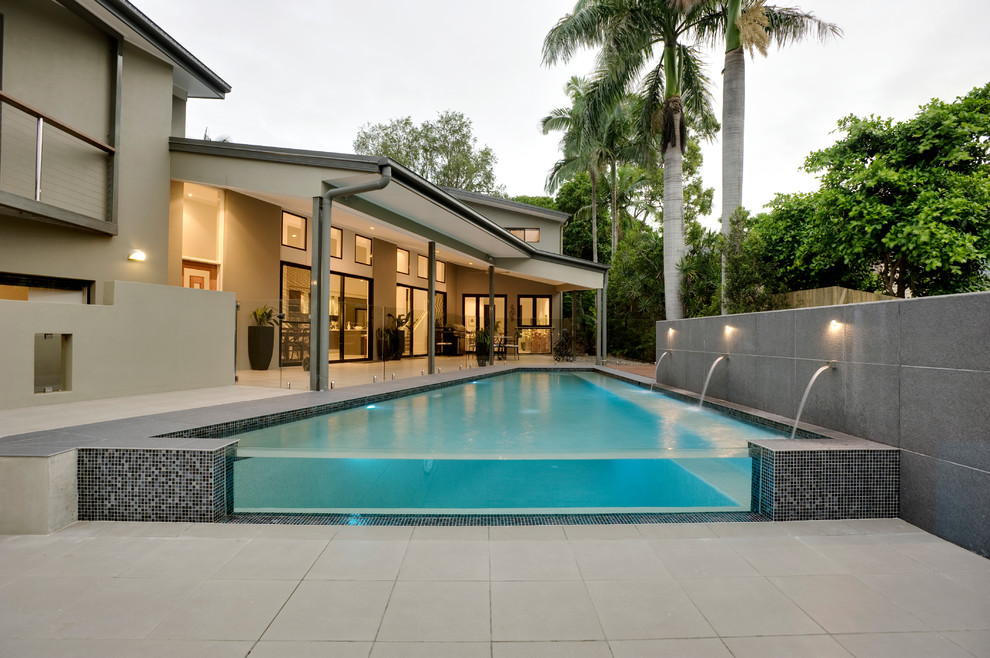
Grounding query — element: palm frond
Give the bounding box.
[763,5,843,47]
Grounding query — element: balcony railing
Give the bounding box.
[0,90,115,224]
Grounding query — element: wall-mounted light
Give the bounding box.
[724,325,735,335]
[128,249,147,262]
[668,328,675,335]
[830,320,842,331]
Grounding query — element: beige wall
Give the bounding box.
[460,202,564,254]
[0,2,176,300]
[1,0,112,138]
[223,192,282,369]
[0,281,234,409]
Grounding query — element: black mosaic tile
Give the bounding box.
[219,510,770,526]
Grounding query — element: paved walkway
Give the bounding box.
[1,518,988,657]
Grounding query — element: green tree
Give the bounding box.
[722,208,789,313]
[774,83,990,297]
[544,0,719,320]
[353,111,505,195]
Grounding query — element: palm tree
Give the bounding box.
[692,0,840,313]
[542,76,609,362]
[544,0,719,320]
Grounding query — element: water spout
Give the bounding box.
[651,351,671,391]
[790,361,837,439]
[698,354,729,408]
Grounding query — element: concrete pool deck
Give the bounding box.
[2,518,988,657]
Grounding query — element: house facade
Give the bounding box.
[0,0,606,408]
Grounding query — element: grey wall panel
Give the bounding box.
[794,306,846,361]
[899,451,936,533]
[756,356,797,420]
[726,353,760,410]
[900,366,990,472]
[844,363,900,447]
[843,300,901,366]
[933,459,990,557]
[900,292,990,370]
[757,309,794,358]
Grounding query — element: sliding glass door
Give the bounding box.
[397,285,446,356]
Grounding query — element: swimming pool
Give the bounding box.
[232,371,784,513]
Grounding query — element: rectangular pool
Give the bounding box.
[232,371,783,513]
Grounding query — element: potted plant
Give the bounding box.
[248,305,280,370]
[475,328,492,366]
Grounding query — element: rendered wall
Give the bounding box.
[0,281,235,409]
[656,291,990,556]
[0,1,176,298]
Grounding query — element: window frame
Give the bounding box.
[330,227,342,259]
[508,228,541,243]
[354,233,372,265]
[396,248,410,275]
[517,294,552,327]
[280,211,307,251]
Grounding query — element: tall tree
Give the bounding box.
[354,111,505,195]
[544,0,719,320]
[703,0,840,313]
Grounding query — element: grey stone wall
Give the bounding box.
[656,291,990,556]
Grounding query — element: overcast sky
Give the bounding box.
[138,0,990,229]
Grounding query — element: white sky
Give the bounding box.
[138,0,990,229]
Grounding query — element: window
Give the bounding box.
[509,228,540,243]
[281,212,306,250]
[417,255,445,282]
[355,234,372,265]
[518,295,551,326]
[396,248,409,274]
[330,227,342,259]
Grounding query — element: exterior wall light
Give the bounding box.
[128,249,147,261]
[724,325,734,334]
[830,320,841,330]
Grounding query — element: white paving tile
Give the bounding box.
[263,580,392,641]
[251,641,372,657]
[373,641,491,657]
[491,581,603,641]
[147,579,297,641]
[490,540,581,581]
[770,574,930,634]
[377,581,491,642]
[679,577,824,637]
[306,539,407,581]
[649,538,758,578]
[586,579,713,640]
[493,640,612,657]
[212,538,328,580]
[397,540,490,581]
[120,538,249,579]
[571,540,671,580]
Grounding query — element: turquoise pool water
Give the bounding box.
[233,371,783,513]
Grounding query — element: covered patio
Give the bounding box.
[168,139,608,392]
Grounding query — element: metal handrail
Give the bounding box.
[0,90,115,154]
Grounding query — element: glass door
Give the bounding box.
[398,285,445,356]
[463,295,506,352]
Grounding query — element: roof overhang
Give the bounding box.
[65,0,230,99]
[169,138,607,289]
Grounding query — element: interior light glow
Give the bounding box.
[128,249,146,262]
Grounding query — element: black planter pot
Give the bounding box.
[248,325,275,370]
